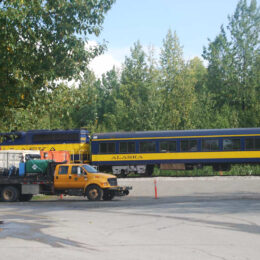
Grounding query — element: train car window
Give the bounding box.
[99,143,107,153]
[245,138,254,150]
[159,141,177,152]
[108,143,116,153]
[245,138,260,150]
[223,138,241,151]
[140,141,156,153]
[128,142,136,153]
[180,139,198,152]
[99,142,115,154]
[119,142,135,153]
[257,138,260,150]
[33,133,79,143]
[202,139,219,152]
[119,142,127,153]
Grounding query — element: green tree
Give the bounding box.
[145,45,161,130]
[116,41,157,131]
[70,69,100,132]
[159,29,196,130]
[96,67,121,131]
[203,0,260,127]
[0,81,92,132]
[185,57,209,129]
[186,57,207,94]
[0,0,115,114]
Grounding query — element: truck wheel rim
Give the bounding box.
[90,189,98,199]
[3,190,12,201]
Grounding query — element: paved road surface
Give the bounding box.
[0,176,260,260]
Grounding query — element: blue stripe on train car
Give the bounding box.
[92,128,260,140]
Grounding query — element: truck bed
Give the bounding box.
[0,175,53,185]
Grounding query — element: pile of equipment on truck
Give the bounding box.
[0,150,40,176]
[0,150,62,178]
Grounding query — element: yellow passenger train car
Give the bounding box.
[0,129,90,162]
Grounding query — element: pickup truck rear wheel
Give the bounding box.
[86,185,103,201]
[1,186,19,202]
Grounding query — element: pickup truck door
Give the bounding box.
[70,166,87,189]
[55,166,70,189]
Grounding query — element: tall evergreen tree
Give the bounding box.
[97,67,121,131]
[159,29,196,130]
[71,69,100,132]
[115,41,154,131]
[203,0,260,127]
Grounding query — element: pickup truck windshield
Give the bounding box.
[83,165,98,173]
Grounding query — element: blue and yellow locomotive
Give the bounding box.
[0,129,90,162]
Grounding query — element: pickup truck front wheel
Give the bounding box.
[86,185,103,201]
[1,186,19,202]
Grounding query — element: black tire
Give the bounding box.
[85,185,103,201]
[103,190,115,201]
[19,194,33,202]
[1,186,19,202]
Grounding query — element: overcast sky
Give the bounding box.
[89,0,257,77]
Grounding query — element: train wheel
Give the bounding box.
[1,186,19,202]
[86,185,103,201]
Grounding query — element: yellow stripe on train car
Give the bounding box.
[0,143,90,154]
[92,151,260,162]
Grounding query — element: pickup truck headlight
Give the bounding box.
[101,182,109,186]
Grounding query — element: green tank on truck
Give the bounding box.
[25,160,52,174]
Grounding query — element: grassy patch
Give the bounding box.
[31,195,59,201]
[125,165,260,178]
[152,165,260,177]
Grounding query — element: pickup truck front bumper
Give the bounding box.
[108,186,132,196]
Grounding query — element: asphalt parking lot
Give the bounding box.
[0,176,260,260]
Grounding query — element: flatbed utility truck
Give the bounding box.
[0,160,131,202]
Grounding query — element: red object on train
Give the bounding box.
[40,151,70,163]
